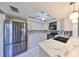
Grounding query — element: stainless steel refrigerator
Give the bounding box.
[4,20,27,57]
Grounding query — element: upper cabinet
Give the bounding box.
[43,23,49,30]
[27,18,49,30]
[27,18,72,31]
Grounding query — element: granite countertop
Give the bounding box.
[39,38,66,57]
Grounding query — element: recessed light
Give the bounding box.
[42,18,45,21]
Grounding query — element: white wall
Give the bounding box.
[72,23,78,37]
[57,18,72,31]
[57,19,62,31]
[0,14,5,57]
[64,18,72,31]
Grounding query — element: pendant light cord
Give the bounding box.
[73,3,75,12]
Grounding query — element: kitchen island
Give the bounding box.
[38,38,66,57]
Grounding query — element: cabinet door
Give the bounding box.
[27,20,48,30]
[27,21,31,30]
[43,23,48,30]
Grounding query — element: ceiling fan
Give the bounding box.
[28,10,55,22]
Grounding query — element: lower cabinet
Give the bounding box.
[28,31,48,49]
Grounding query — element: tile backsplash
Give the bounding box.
[64,31,72,38]
[57,31,72,38]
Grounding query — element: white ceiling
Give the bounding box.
[0,2,79,22]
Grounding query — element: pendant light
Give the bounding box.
[70,2,78,23]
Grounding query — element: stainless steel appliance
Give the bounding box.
[4,19,27,57]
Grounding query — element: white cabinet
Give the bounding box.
[27,18,48,49]
[43,23,49,30]
[28,31,47,49]
[27,19,48,30]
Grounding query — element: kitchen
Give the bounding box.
[0,2,79,57]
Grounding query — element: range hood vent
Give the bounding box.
[9,5,19,13]
[0,9,5,14]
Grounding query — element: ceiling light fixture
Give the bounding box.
[42,17,45,21]
[41,11,46,21]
